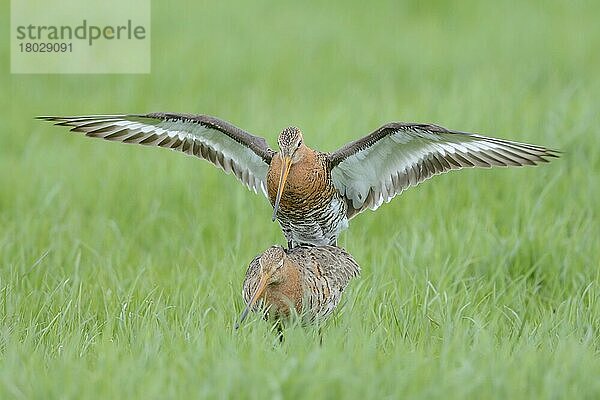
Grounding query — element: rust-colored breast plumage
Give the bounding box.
[242,255,303,320]
[261,260,303,318]
[267,149,334,212]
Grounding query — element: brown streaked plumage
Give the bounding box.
[38,113,560,248]
[235,245,360,328]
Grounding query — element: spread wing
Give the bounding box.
[328,122,560,218]
[38,113,275,196]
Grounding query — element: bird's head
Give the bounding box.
[235,245,286,329]
[257,244,287,281]
[277,126,304,158]
[272,127,305,221]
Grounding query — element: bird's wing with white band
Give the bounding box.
[328,122,559,218]
[38,113,275,196]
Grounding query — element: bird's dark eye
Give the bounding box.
[297,141,302,148]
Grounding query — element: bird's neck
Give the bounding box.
[267,149,332,209]
[263,260,302,317]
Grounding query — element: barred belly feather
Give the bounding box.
[277,193,348,246]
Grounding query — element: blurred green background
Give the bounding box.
[1,0,599,399]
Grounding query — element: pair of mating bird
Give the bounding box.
[40,113,558,328]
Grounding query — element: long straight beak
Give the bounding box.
[235,274,269,329]
[272,155,292,222]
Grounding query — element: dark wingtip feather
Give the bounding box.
[546,149,562,158]
[532,148,561,162]
[36,116,62,121]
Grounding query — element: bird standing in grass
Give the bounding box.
[235,245,360,330]
[39,113,559,248]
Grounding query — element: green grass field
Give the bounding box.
[2,0,599,398]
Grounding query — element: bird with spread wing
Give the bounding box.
[38,113,559,247]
